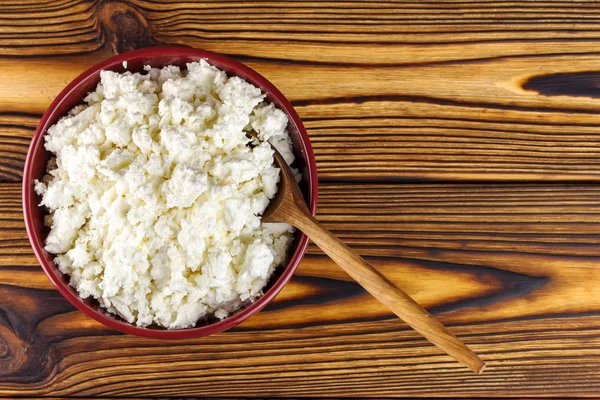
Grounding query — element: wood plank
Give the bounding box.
[9,49,600,119]
[2,182,600,396]
[6,1,600,57]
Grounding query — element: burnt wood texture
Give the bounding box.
[1,0,600,397]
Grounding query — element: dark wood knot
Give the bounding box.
[99,1,154,54]
[0,335,7,359]
[0,325,29,375]
[522,71,600,99]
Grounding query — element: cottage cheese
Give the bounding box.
[35,61,298,329]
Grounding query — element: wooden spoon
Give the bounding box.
[263,147,486,374]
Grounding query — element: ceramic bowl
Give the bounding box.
[22,46,318,339]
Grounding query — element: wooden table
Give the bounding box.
[1,1,599,397]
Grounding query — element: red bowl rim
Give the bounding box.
[22,46,318,339]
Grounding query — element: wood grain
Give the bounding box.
[2,182,600,396]
[2,0,600,397]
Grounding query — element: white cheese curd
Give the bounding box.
[35,60,299,329]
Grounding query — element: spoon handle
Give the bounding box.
[289,210,486,374]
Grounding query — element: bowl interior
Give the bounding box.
[24,47,317,338]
